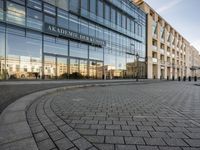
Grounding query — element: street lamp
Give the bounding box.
[136,53,139,82]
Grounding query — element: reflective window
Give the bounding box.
[122,14,126,29]
[0,0,3,20]
[6,27,42,79]
[70,58,79,74]
[44,35,68,56]
[90,0,96,14]
[97,0,103,18]
[80,59,87,77]
[57,9,69,29]
[44,3,56,16]
[96,25,103,39]
[6,2,25,25]
[69,0,79,13]
[127,17,131,31]
[44,15,55,24]
[89,46,103,61]
[10,0,25,5]
[69,14,79,32]
[104,4,110,21]
[89,23,96,37]
[0,24,5,57]
[80,19,88,35]
[57,57,68,78]
[70,41,88,59]
[27,8,42,30]
[111,8,116,24]
[117,11,121,26]
[27,0,42,11]
[81,0,88,10]
[44,55,56,79]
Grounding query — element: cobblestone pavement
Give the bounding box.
[26,82,200,150]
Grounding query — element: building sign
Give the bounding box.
[44,23,106,47]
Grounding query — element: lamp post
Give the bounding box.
[136,53,139,82]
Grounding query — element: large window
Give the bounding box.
[117,11,121,27]
[27,8,42,30]
[89,46,103,61]
[111,8,116,24]
[122,14,126,29]
[81,0,88,10]
[80,19,88,35]
[44,3,56,16]
[44,35,68,56]
[6,2,25,25]
[69,0,79,13]
[90,0,96,14]
[104,4,110,21]
[57,9,69,29]
[27,0,42,11]
[69,41,88,59]
[6,27,42,79]
[0,0,3,20]
[69,14,79,32]
[97,0,103,18]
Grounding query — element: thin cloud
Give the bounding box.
[156,0,183,13]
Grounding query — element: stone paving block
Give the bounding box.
[97,129,113,136]
[182,148,200,150]
[49,130,65,141]
[184,132,200,138]
[137,125,155,131]
[149,131,169,138]
[127,121,142,125]
[55,138,74,150]
[163,138,189,147]
[159,146,182,150]
[131,131,150,137]
[121,125,137,130]
[59,124,72,133]
[76,129,96,135]
[37,138,55,150]
[114,130,132,136]
[94,144,114,150]
[105,136,124,144]
[170,127,189,132]
[115,144,137,150]
[184,139,200,147]
[99,120,112,125]
[137,145,159,150]
[91,124,105,129]
[45,125,58,133]
[34,131,49,142]
[187,128,200,132]
[153,126,172,132]
[84,135,104,143]
[106,124,121,130]
[125,137,145,144]
[144,137,166,146]
[85,120,98,124]
[75,124,90,129]
[113,120,127,125]
[167,132,189,138]
[65,130,81,141]
[31,125,44,134]
[73,137,92,150]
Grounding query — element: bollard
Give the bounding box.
[172,76,174,81]
[183,76,186,81]
[194,76,197,82]
[178,76,181,81]
[189,76,191,81]
[167,76,169,80]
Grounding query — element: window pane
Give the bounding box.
[70,41,88,59]
[10,0,25,5]
[117,11,121,26]
[27,8,42,30]
[0,0,3,20]
[81,0,88,10]
[111,8,116,23]
[69,14,79,32]
[44,3,56,16]
[97,0,103,18]
[80,19,88,35]
[27,0,42,11]
[44,15,55,24]
[6,2,25,25]
[69,0,79,13]
[90,0,96,14]
[104,4,110,20]
[57,9,69,29]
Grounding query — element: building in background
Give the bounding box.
[0,0,147,80]
[134,0,200,79]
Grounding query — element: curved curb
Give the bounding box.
[0,82,136,150]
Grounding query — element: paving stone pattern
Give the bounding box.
[26,82,200,150]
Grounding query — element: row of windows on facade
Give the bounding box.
[0,25,146,61]
[0,1,146,57]
[0,0,145,39]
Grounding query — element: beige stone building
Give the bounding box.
[134,0,200,79]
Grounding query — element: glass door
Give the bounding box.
[57,57,68,79]
[44,55,56,79]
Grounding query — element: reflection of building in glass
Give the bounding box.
[0,0,147,80]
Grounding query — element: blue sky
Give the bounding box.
[144,0,200,52]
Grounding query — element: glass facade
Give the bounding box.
[0,0,147,80]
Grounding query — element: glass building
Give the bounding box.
[0,0,146,80]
